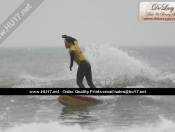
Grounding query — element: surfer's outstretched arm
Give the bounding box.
[70,50,74,71]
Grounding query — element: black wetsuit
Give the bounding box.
[77,60,96,88]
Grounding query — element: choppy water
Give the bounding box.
[0,44,175,88]
[0,95,175,132]
[1,45,175,131]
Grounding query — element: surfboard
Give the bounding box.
[58,95,101,106]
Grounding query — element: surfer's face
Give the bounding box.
[64,40,71,49]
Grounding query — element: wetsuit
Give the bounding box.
[69,41,96,88]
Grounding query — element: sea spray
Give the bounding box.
[0,116,175,132]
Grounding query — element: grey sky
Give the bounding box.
[0,0,175,47]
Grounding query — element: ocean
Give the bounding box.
[0,44,175,88]
[0,96,175,132]
[0,44,175,132]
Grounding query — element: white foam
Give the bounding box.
[116,116,175,132]
[157,72,175,81]
[26,95,58,101]
[85,44,160,86]
[84,44,175,87]
[126,85,145,88]
[84,44,160,80]
[0,116,175,132]
[0,122,104,132]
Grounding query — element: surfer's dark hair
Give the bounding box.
[62,35,77,45]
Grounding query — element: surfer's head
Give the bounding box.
[62,35,77,49]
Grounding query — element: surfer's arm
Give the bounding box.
[70,50,74,71]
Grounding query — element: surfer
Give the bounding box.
[62,35,96,88]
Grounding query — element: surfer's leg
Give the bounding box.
[77,70,85,88]
[77,60,88,88]
[85,62,96,88]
